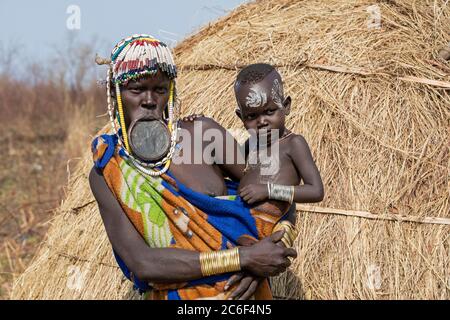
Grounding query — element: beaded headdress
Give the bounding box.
[110,34,177,84]
[99,34,179,176]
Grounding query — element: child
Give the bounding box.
[234,63,324,246]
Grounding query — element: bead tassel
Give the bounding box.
[115,82,131,153]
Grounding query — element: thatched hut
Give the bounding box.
[11,0,449,299]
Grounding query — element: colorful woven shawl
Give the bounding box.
[91,131,287,300]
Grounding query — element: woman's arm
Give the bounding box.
[89,166,203,283]
[179,115,246,181]
[200,117,247,181]
[89,166,296,284]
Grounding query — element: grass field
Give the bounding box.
[0,75,105,299]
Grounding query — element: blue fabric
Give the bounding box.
[92,133,118,169]
[224,178,239,195]
[168,289,181,300]
[177,181,258,243]
[162,170,258,245]
[92,132,278,298]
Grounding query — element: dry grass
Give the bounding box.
[9,0,450,299]
[0,74,106,298]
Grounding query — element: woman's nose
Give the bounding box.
[141,91,156,109]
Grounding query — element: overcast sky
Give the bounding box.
[0,0,248,62]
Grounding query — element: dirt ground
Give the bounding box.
[0,82,105,299]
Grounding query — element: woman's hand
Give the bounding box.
[225,272,261,300]
[239,230,297,277]
[239,184,269,204]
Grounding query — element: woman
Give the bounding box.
[90,34,297,300]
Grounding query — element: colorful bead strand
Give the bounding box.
[115,82,131,153]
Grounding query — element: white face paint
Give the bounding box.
[245,86,267,108]
[271,78,284,109]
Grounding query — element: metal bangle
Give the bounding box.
[268,183,295,203]
[199,248,241,277]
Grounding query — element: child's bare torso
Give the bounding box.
[239,133,301,212]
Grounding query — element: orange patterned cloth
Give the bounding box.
[92,132,287,300]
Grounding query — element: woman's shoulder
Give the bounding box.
[88,165,106,201]
[179,116,224,131]
[91,132,119,169]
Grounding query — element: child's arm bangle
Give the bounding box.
[272,221,297,247]
[268,183,295,203]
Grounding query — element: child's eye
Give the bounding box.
[266,109,277,115]
[246,114,256,120]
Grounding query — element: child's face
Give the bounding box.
[235,72,290,139]
[116,70,171,128]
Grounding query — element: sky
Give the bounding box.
[0,0,248,63]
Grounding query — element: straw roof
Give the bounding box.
[11,0,449,299]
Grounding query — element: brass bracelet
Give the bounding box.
[282,221,297,245]
[280,221,296,236]
[274,221,296,234]
[280,237,291,248]
[272,221,297,247]
[199,248,241,277]
[272,223,284,234]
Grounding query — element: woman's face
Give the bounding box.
[117,70,171,128]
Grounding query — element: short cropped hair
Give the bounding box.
[235,63,276,86]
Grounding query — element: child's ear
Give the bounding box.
[283,96,292,115]
[235,108,243,120]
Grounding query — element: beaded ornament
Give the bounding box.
[104,34,179,176]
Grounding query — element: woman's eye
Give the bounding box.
[156,87,168,94]
[129,87,142,93]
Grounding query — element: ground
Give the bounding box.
[0,85,105,299]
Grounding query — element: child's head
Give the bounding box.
[234,63,291,138]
